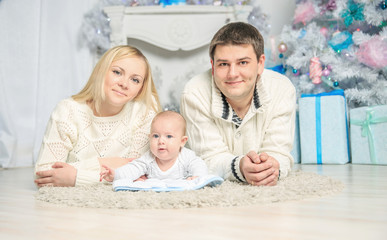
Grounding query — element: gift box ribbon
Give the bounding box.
[301,90,349,164]
[350,108,387,164]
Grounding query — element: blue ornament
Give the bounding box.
[159,0,186,6]
[298,29,307,39]
[268,65,286,74]
[333,81,339,87]
[380,1,387,10]
[279,53,284,58]
[328,31,353,52]
[292,68,300,76]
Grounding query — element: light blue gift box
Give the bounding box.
[291,110,301,164]
[299,90,350,164]
[350,105,387,165]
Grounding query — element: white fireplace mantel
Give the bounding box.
[103,5,253,51]
[102,5,253,107]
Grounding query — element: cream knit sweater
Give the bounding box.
[35,98,156,186]
[180,69,296,182]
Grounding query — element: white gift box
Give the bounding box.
[299,90,350,164]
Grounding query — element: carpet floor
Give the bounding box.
[35,170,344,209]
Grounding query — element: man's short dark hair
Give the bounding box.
[209,22,264,61]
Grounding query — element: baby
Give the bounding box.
[100,111,208,183]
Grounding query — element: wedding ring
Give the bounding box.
[251,180,254,185]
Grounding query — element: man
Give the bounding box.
[180,22,296,186]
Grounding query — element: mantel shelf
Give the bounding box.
[104,5,253,51]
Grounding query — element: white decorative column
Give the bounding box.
[103,5,126,46]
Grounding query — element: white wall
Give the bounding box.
[259,0,296,37]
[0,0,98,168]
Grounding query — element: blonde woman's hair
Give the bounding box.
[72,45,161,114]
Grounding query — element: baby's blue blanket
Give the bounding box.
[113,175,224,192]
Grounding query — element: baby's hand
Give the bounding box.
[186,176,198,181]
[100,165,115,182]
[134,175,147,182]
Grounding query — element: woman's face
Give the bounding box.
[102,56,146,116]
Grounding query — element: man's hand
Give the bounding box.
[240,151,280,186]
[35,162,77,187]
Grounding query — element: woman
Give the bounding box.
[34,45,161,187]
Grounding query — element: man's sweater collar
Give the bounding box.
[211,71,270,122]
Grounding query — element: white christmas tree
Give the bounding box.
[278,0,387,108]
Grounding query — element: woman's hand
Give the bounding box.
[35,162,77,187]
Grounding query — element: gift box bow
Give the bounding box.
[350,108,387,164]
[301,89,345,98]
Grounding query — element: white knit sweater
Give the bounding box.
[180,69,296,182]
[35,98,156,186]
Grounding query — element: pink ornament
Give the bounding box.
[322,68,330,76]
[278,42,288,53]
[320,27,329,38]
[326,0,337,11]
[309,57,322,84]
[356,36,387,68]
[293,1,318,24]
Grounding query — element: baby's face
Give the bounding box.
[149,116,186,163]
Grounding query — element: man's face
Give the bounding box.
[211,44,265,104]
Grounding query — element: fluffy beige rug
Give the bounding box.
[35,170,344,209]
